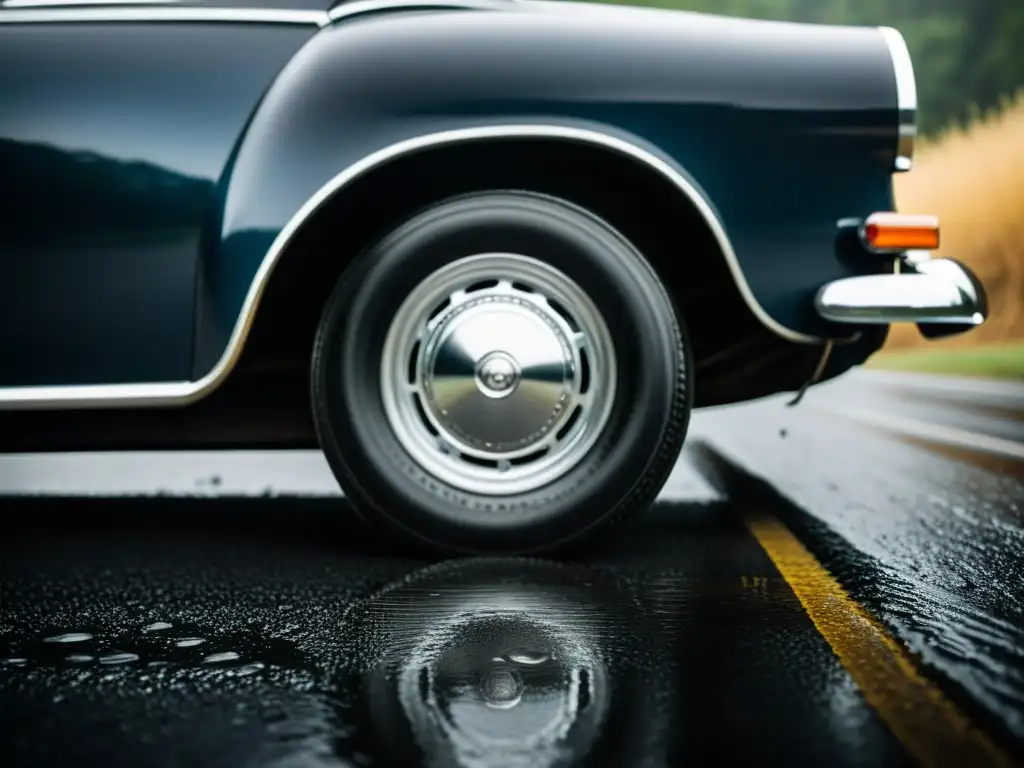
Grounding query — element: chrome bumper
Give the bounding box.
[815,257,987,327]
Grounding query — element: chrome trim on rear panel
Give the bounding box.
[879,26,917,172]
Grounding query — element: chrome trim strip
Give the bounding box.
[879,26,917,172]
[327,0,516,23]
[1,0,180,7]
[0,6,330,23]
[0,0,512,25]
[0,0,515,22]
[0,124,818,411]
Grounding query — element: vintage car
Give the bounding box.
[0,0,987,553]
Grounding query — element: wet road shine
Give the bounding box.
[0,494,1007,767]
[0,370,1022,766]
[0,499,913,768]
[746,514,1009,766]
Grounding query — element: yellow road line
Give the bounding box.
[746,514,1014,767]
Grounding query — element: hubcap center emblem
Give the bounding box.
[475,351,521,399]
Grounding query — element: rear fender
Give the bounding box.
[205,3,902,379]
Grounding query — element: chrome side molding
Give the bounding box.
[0,5,330,24]
[815,258,987,326]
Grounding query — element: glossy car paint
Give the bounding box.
[0,0,900,395]
[216,3,898,359]
[0,18,317,386]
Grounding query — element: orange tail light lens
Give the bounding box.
[861,212,940,252]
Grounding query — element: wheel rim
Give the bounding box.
[380,253,617,496]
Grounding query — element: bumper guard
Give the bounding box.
[815,257,987,328]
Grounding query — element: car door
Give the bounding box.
[0,2,317,388]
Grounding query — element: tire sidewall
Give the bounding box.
[312,192,690,553]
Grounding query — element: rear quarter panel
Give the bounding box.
[211,0,899,374]
[0,1,900,394]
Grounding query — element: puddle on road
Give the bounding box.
[0,520,909,767]
[0,558,671,767]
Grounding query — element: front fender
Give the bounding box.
[205,2,901,377]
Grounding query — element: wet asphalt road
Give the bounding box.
[0,368,1022,767]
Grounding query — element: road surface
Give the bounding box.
[0,368,1021,766]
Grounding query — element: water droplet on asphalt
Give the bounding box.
[99,652,139,665]
[203,651,240,664]
[43,632,92,644]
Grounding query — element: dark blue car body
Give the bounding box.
[0,0,921,449]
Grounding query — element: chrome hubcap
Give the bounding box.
[474,351,520,399]
[380,253,616,496]
[422,294,574,453]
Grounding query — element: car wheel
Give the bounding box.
[311,190,691,554]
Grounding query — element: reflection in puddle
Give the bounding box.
[395,612,603,766]
[333,558,658,767]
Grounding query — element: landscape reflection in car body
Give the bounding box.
[0,0,989,554]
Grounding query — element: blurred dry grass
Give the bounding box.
[888,92,1024,351]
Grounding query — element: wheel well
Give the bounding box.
[238,139,823,407]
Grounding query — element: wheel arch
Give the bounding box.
[236,127,831,409]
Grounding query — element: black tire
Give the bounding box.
[311,190,692,555]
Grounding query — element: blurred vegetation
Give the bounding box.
[866,91,1024,375]
[864,342,1024,378]
[889,94,1024,354]
[591,0,1024,136]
